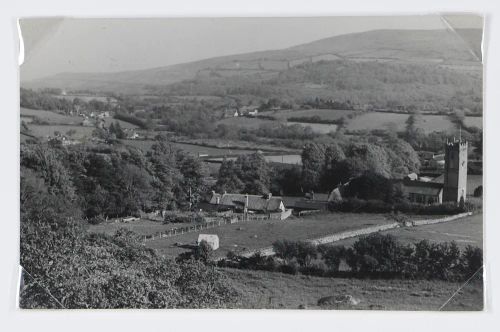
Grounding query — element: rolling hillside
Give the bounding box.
[22,29,482,93]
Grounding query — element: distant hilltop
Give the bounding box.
[22,28,482,93]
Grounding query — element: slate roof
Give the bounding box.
[402,179,444,196]
[209,193,284,212]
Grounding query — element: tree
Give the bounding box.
[216,153,270,195]
[301,143,327,191]
[343,171,396,202]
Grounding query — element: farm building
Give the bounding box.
[400,176,444,204]
[208,192,286,214]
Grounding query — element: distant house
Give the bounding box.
[223,108,239,118]
[239,106,259,116]
[208,192,286,214]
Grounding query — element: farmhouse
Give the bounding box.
[209,192,286,214]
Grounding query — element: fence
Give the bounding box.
[141,209,293,242]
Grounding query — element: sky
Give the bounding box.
[19,15,483,81]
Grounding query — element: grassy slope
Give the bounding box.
[223,267,483,310]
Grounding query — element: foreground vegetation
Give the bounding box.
[224,268,483,310]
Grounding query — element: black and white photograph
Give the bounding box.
[17,14,484,310]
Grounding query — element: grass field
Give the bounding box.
[218,116,338,134]
[28,124,95,139]
[220,111,481,134]
[334,213,483,250]
[346,112,459,133]
[123,139,256,155]
[224,267,483,310]
[260,108,356,121]
[146,213,393,258]
[21,107,82,124]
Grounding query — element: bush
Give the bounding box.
[345,233,414,277]
[412,240,461,281]
[473,185,483,197]
[88,214,106,225]
[318,244,346,272]
[460,245,483,279]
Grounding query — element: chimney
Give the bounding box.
[266,193,272,200]
[244,194,249,214]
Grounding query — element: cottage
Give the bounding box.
[209,192,286,214]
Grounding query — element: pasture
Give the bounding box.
[284,121,338,134]
[224,267,483,310]
[346,112,458,133]
[28,124,94,139]
[221,110,481,135]
[260,108,356,121]
[334,213,483,250]
[218,116,280,129]
[218,116,338,134]
[123,139,256,156]
[87,218,197,236]
[146,213,393,258]
[20,107,82,125]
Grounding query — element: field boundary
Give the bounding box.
[238,212,474,258]
[141,209,293,242]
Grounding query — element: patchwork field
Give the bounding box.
[346,112,459,133]
[224,267,483,310]
[146,213,394,258]
[219,110,482,134]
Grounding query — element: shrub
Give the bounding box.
[279,261,299,275]
[318,244,346,272]
[345,233,414,276]
[460,245,483,279]
[295,241,318,267]
[473,185,483,197]
[273,240,298,264]
[88,214,106,225]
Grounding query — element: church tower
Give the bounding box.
[443,139,468,203]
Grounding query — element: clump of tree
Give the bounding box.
[21,136,207,221]
[20,162,236,309]
[300,137,420,192]
[215,153,270,194]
